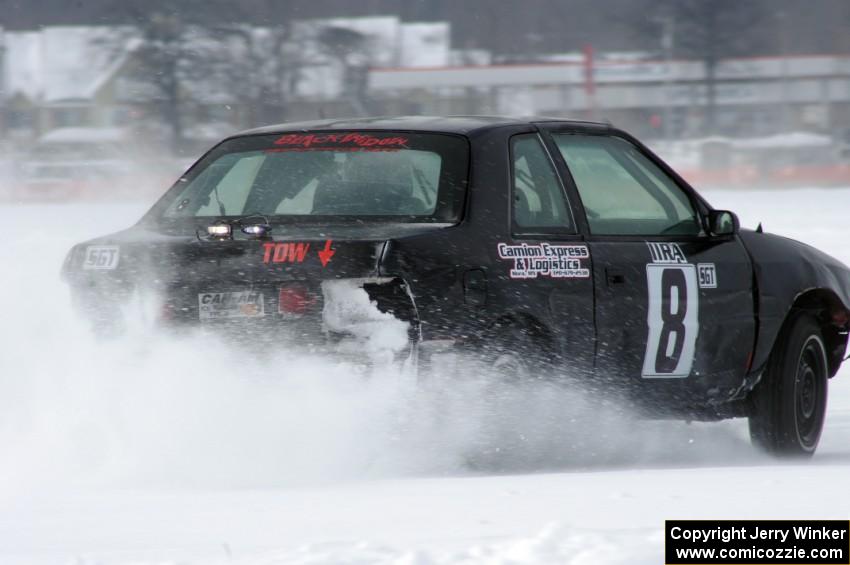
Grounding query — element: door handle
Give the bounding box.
[606,268,626,286]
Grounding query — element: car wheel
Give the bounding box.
[748,312,829,457]
[463,322,552,471]
[485,322,549,383]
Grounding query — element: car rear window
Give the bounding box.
[156,131,469,223]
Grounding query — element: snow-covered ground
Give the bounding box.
[1,188,849,565]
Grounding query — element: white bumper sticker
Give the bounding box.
[697,263,718,289]
[83,246,120,270]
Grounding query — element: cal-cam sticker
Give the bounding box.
[697,263,717,289]
[83,245,120,270]
[497,243,590,279]
[643,242,699,378]
[198,291,265,320]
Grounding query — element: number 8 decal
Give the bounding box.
[642,264,699,378]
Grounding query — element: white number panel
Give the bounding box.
[642,264,699,378]
[697,263,717,289]
[83,246,120,270]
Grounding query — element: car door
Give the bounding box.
[545,130,755,398]
[497,132,596,371]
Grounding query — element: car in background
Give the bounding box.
[16,128,136,199]
[15,127,181,200]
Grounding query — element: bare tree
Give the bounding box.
[625,0,764,134]
[316,26,373,116]
[208,21,309,127]
[129,13,236,151]
[674,1,763,132]
[92,0,234,152]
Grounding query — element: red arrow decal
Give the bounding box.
[318,239,335,267]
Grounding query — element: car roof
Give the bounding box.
[234,115,610,137]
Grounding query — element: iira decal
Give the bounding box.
[263,242,311,264]
[647,242,687,264]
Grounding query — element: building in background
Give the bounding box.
[2,27,139,140]
[0,18,453,148]
[369,54,850,140]
[3,20,850,145]
[1,19,849,176]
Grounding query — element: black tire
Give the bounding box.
[485,322,549,382]
[464,322,555,471]
[749,312,829,457]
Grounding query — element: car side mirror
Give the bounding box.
[708,210,739,236]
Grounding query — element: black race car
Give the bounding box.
[62,116,850,456]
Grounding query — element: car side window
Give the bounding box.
[511,134,573,231]
[553,134,701,236]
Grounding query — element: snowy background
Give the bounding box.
[0,187,848,565]
[2,1,849,562]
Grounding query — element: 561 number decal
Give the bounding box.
[642,264,699,378]
[83,246,120,270]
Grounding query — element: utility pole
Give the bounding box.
[778,8,791,133]
[0,27,6,142]
[582,44,595,120]
[662,16,675,141]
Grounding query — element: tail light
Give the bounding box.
[278,285,315,318]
